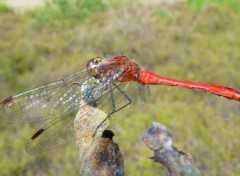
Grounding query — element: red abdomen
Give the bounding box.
[138,70,240,102]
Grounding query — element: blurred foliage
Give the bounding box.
[186,0,240,12]
[0,0,240,175]
[0,1,12,13]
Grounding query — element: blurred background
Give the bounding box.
[0,0,240,175]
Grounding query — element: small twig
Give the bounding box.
[142,122,201,176]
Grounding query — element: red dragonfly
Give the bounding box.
[1,56,240,154]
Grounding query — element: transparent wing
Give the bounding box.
[0,58,120,124]
[26,74,150,154]
[0,69,93,123]
[26,103,108,154]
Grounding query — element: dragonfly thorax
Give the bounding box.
[86,56,142,83]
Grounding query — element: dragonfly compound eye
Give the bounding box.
[86,57,102,77]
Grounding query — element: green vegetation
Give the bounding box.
[32,0,106,26]
[0,0,240,175]
[0,1,11,13]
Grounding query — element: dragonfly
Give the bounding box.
[0,56,240,154]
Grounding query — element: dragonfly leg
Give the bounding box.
[112,83,132,113]
[95,83,132,134]
[94,86,116,132]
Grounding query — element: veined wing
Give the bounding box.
[0,69,93,123]
[26,74,150,154]
[0,58,119,124]
[26,101,108,154]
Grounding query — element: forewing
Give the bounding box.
[0,69,92,123]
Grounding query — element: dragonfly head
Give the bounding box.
[86,57,103,77]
